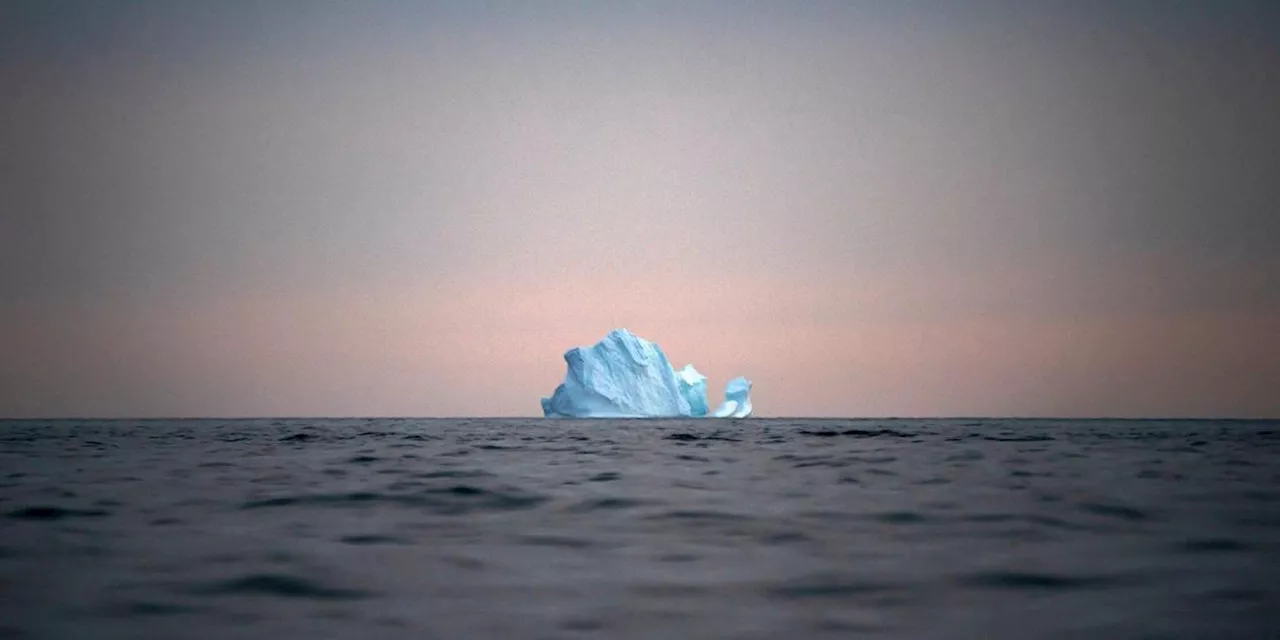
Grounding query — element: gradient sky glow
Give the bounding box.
[3,1,1279,417]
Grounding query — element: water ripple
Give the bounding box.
[241,485,546,514]
[7,505,109,520]
[959,570,1134,591]
[187,574,375,600]
[798,428,912,438]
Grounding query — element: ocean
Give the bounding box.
[1,418,1277,639]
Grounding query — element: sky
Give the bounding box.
[2,0,1278,418]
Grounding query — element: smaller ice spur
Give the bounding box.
[713,376,754,418]
[541,329,753,418]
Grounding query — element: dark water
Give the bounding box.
[1,418,1278,639]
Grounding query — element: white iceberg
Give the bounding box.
[541,329,691,418]
[541,329,753,418]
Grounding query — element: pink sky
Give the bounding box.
[2,3,1278,417]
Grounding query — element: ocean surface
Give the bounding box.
[1,418,1277,639]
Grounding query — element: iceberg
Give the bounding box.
[541,329,753,418]
[541,329,691,418]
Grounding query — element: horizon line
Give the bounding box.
[1,415,1276,422]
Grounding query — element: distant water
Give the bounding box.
[1,418,1278,639]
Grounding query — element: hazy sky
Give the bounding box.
[3,1,1278,418]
